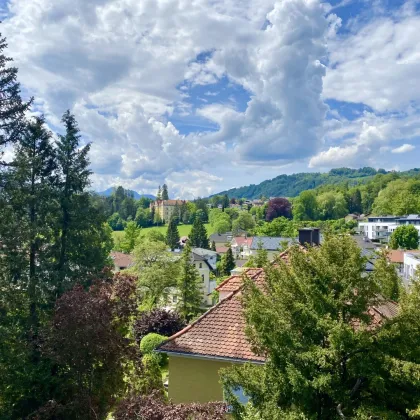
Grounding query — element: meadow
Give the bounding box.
[112,223,214,242]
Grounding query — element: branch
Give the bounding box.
[336,377,364,420]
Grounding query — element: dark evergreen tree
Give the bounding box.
[162,183,169,200]
[166,216,180,251]
[348,189,362,214]
[211,240,217,251]
[189,216,209,249]
[222,194,229,210]
[0,34,32,163]
[156,185,162,201]
[221,246,235,275]
[54,111,112,292]
[177,242,202,321]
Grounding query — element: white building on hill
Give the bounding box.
[359,215,420,241]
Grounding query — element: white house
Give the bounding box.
[359,215,420,241]
[403,251,420,286]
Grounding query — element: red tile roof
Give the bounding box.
[386,250,405,264]
[216,246,229,253]
[158,288,265,363]
[111,251,134,269]
[159,249,398,363]
[233,237,253,247]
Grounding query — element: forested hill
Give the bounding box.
[216,167,420,199]
[98,187,155,200]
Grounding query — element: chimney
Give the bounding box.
[298,228,313,246]
[312,228,320,246]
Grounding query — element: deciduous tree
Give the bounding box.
[266,198,291,221]
[389,225,419,250]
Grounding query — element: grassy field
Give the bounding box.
[112,223,213,243]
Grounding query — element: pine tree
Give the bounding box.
[254,241,268,268]
[162,183,169,200]
[156,185,162,201]
[221,246,235,275]
[166,216,180,251]
[177,242,202,321]
[0,34,32,162]
[211,241,217,251]
[54,111,112,291]
[189,217,209,249]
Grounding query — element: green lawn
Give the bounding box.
[112,223,213,243]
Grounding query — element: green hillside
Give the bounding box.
[216,167,420,199]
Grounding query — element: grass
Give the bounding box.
[112,223,213,243]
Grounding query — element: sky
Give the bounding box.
[2,0,420,198]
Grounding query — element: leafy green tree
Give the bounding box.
[154,211,163,226]
[221,246,235,275]
[133,240,179,307]
[121,221,141,253]
[162,183,169,200]
[177,242,202,321]
[293,190,318,221]
[144,229,166,243]
[0,33,32,160]
[189,216,209,249]
[372,252,401,301]
[54,111,112,291]
[135,207,152,227]
[213,217,231,234]
[389,225,419,250]
[317,191,348,220]
[222,235,420,419]
[257,216,296,237]
[166,216,180,251]
[232,212,255,234]
[108,212,125,230]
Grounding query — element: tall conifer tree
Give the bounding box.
[177,242,202,321]
[162,183,169,200]
[189,216,209,249]
[166,216,180,251]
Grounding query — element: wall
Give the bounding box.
[167,355,234,404]
[195,261,213,305]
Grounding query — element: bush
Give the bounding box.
[140,333,167,366]
[133,309,186,342]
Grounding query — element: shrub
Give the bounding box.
[140,333,167,366]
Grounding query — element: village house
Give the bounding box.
[150,199,187,223]
[231,236,253,259]
[403,251,420,286]
[157,244,398,404]
[110,251,134,272]
[249,236,299,260]
[209,232,233,247]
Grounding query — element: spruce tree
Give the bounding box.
[162,183,169,200]
[221,246,235,275]
[189,217,209,249]
[156,185,162,201]
[177,242,202,321]
[211,240,217,251]
[54,111,112,291]
[166,216,180,251]
[0,34,32,161]
[254,241,268,268]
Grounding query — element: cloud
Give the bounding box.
[392,143,415,154]
[1,0,332,196]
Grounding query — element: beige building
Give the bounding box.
[150,200,187,223]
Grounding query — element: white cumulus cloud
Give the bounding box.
[392,143,415,154]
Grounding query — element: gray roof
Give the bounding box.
[250,236,295,251]
[192,247,218,258]
[209,232,233,242]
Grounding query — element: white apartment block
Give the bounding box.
[403,251,420,286]
[359,215,420,241]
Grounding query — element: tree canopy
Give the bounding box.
[389,225,419,250]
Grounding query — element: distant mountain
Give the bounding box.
[215,167,420,199]
[97,187,155,200]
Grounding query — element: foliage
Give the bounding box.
[177,242,203,321]
[254,241,269,268]
[39,275,140,419]
[161,184,169,200]
[132,240,179,307]
[389,225,419,250]
[211,240,217,251]
[0,33,32,158]
[109,212,126,230]
[256,216,296,237]
[189,216,209,249]
[266,198,292,221]
[140,333,167,355]
[316,191,348,220]
[113,390,227,420]
[166,216,180,250]
[133,309,186,342]
[221,235,420,419]
[216,167,390,199]
[221,246,235,275]
[293,190,318,221]
[120,221,141,253]
[232,211,256,234]
[372,252,401,301]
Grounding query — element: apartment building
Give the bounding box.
[359,215,420,241]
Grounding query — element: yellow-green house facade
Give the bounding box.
[157,268,266,404]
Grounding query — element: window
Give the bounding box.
[202,274,205,282]
[199,262,202,268]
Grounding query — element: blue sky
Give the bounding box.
[2,0,420,197]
